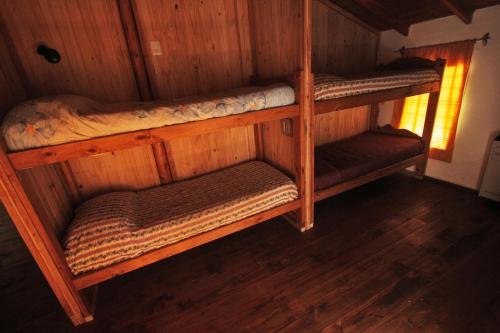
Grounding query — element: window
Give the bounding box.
[393,40,475,162]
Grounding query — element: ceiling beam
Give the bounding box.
[439,0,473,24]
[330,0,410,36]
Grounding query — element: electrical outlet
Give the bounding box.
[150,41,162,56]
[281,118,293,137]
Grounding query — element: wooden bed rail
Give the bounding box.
[314,57,445,115]
[314,154,426,202]
[0,142,94,325]
[314,80,441,115]
[73,199,302,290]
[8,103,299,170]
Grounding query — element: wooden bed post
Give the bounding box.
[369,103,380,130]
[415,90,439,177]
[415,59,446,177]
[0,148,93,326]
[295,0,314,231]
[118,0,175,184]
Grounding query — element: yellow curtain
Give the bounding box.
[393,40,475,162]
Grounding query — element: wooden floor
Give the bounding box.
[1,174,499,332]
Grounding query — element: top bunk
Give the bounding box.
[3,81,299,170]
[314,57,445,114]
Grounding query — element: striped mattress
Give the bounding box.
[2,83,295,151]
[63,161,298,275]
[314,69,440,101]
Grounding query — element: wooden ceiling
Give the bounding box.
[328,0,500,35]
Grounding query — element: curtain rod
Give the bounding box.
[395,33,491,54]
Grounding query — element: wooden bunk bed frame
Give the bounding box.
[313,59,446,202]
[0,0,314,326]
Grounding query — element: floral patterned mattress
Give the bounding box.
[1,84,295,151]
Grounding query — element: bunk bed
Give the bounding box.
[0,0,317,325]
[0,74,310,325]
[313,58,445,202]
[0,81,303,267]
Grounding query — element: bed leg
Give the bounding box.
[415,160,427,180]
[282,210,312,232]
[415,89,440,180]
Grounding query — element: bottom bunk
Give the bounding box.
[62,161,299,288]
[314,126,426,201]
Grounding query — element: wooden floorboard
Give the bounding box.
[0,174,499,332]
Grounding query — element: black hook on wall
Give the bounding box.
[37,44,61,64]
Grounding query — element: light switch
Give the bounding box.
[150,41,162,56]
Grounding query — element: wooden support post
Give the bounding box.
[58,161,83,204]
[416,59,445,178]
[254,123,264,160]
[415,91,440,177]
[117,0,152,101]
[369,103,379,130]
[0,149,93,326]
[151,142,174,184]
[294,0,314,232]
[117,0,174,184]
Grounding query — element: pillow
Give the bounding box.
[378,57,436,71]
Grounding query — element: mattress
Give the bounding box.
[314,69,440,101]
[2,84,295,151]
[315,127,425,191]
[64,161,298,275]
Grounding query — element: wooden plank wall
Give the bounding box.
[133,0,256,181]
[312,0,379,146]
[0,0,380,204]
[250,0,302,176]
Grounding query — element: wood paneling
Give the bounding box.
[262,120,296,176]
[133,0,257,180]
[133,0,252,99]
[250,0,302,78]
[0,33,27,116]
[67,146,160,199]
[0,0,161,198]
[17,165,74,239]
[312,0,378,76]
[312,0,379,146]
[0,0,138,101]
[315,106,370,146]
[166,127,256,181]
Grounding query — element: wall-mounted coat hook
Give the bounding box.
[37,45,61,64]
